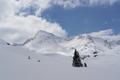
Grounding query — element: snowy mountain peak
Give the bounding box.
[6,29,119,57]
[24,30,66,54]
[33,30,64,44]
[34,30,57,38]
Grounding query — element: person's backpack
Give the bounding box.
[84,63,87,67]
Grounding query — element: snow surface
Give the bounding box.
[0,29,120,80]
[0,40,120,80]
[24,30,120,57]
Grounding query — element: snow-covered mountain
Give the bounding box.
[1,29,119,57]
[62,30,120,55]
[24,30,69,55]
[64,34,120,56]
[0,29,120,80]
[1,36,120,80]
[20,29,120,57]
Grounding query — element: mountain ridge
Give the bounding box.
[0,29,120,57]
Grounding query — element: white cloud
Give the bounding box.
[0,15,67,43]
[53,0,119,8]
[16,0,52,16]
[16,0,120,16]
[0,0,67,43]
[88,0,119,6]
[53,0,81,8]
[89,29,113,36]
[0,0,15,20]
[88,29,120,41]
[0,0,119,43]
[1,0,117,16]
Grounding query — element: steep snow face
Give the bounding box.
[61,35,96,55]
[63,34,120,56]
[24,30,67,54]
[23,29,120,57]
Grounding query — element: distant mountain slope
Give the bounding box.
[2,29,119,57]
[24,30,67,54]
[1,36,120,80]
[22,30,120,57]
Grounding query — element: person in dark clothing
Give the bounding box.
[28,56,31,60]
[72,49,83,67]
[93,51,98,57]
[84,63,87,67]
[37,60,40,62]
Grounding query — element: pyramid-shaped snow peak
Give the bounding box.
[24,30,65,54]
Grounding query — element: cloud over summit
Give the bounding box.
[0,0,68,43]
[0,0,119,43]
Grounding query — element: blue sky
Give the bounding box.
[42,2,120,36]
[0,0,120,43]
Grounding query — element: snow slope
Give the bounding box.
[0,39,120,80]
[23,30,120,57]
[24,30,74,56]
[0,29,120,80]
